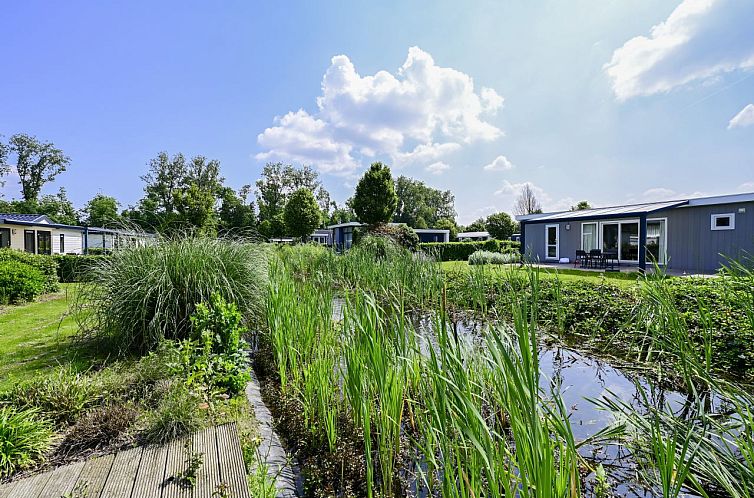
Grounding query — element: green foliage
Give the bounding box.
[81,193,120,227]
[142,383,203,445]
[421,239,519,261]
[284,188,321,240]
[0,407,54,477]
[434,217,458,240]
[75,236,269,354]
[351,162,398,225]
[571,200,591,211]
[218,186,256,233]
[54,254,108,282]
[256,163,330,229]
[484,211,517,240]
[392,175,456,227]
[355,223,420,251]
[5,133,70,203]
[463,217,487,233]
[0,187,79,225]
[0,259,45,304]
[0,248,59,293]
[468,250,520,265]
[58,403,140,455]
[174,440,204,488]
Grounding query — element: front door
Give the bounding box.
[0,228,10,248]
[545,224,559,260]
[37,231,52,255]
[24,230,36,253]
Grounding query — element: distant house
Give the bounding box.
[310,229,332,245]
[516,192,754,273]
[328,222,450,251]
[0,213,155,255]
[457,231,491,241]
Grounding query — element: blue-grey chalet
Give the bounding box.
[516,192,754,274]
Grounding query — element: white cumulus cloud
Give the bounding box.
[483,155,514,171]
[424,161,450,175]
[256,47,504,174]
[728,103,754,129]
[605,0,754,100]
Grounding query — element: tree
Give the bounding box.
[393,176,456,227]
[255,163,331,226]
[0,137,8,188]
[464,218,487,233]
[514,184,542,216]
[284,188,321,241]
[7,134,70,203]
[81,194,121,227]
[571,200,591,211]
[328,202,355,226]
[351,162,398,225]
[485,212,517,240]
[435,218,458,240]
[218,186,256,232]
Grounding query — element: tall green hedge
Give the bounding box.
[54,254,109,283]
[0,249,59,294]
[420,240,520,261]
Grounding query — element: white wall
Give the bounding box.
[0,224,84,255]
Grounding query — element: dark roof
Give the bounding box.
[518,200,688,223]
[0,213,51,223]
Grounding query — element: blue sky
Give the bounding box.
[1,0,753,224]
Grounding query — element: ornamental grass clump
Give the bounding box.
[0,407,54,477]
[75,235,269,354]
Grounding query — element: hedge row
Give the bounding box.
[0,248,59,294]
[420,240,520,261]
[54,254,108,283]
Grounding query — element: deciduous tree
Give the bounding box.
[7,134,70,203]
[284,188,321,241]
[485,212,517,240]
[351,162,397,225]
[514,184,542,216]
[81,194,121,227]
[393,176,456,227]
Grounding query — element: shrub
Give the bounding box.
[0,260,46,304]
[0,248,59,293]
[0,407,54,477]
[354,223,420,251]
[142,383,203,445]
[54,254,108,283]
[468,250,520,265]
[75,236,269,354]
[421,240,519,261]
[58,404,139,456]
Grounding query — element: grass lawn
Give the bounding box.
[0,283,98,390]
[440,260,641,289]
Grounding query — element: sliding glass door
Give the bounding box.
[601,221,639,262]
[646,219,667,265]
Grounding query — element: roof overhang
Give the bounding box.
[518,200,689,224]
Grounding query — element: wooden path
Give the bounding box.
[0,423,250,498]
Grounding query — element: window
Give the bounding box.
[581,223,598,251]
[545,224,559,260]
[60,234,65,253]
[711,213,735,231]
[24,230,35,253]
[37,231,52,255]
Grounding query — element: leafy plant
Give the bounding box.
[142,383,203,444]
[174,440,204,488]
[468,249,520,265]
[0,406,54,476]
[0,259,46,304]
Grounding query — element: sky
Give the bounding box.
[1,0,753,224]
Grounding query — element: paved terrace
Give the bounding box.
[0,423,250,498]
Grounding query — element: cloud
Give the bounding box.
[424,161,450,175]
[257,47,504,174]
[728,103,754,129]
[605,0,754,100]
[483,155,514,171]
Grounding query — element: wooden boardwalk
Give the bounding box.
[0,423,251,498]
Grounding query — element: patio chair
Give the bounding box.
[603,250,619,271]
[574,250,588,268]
[589,249,602,269]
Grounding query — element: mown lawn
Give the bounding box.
[0,284,97,390]
[440,260,642,289]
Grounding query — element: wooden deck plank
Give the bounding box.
[38,460,85,497]
[162,436,194,498]
[99,446,143,498]
[0,480,19,498]
[75,453,115,498]
[216,424,250,498]
[191,427,220,498]
[131,444,169,498]
[8,470,52,498]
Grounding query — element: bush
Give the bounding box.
[142,383,203,445]
[0,260,46,304]
[468,250,520,265]
[354,223,419,251]
[75,236,269,354]
[0,407,54,477]
[54,254,108,283]
[58,404,139,456]
[421,240,519,261]
[0,248,59,294]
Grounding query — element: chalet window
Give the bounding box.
[711,213,735,231]
[0,228,10,248]
[60,234,65,253]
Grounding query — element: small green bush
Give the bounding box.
[54,254,108,283]
[0,407,54,477]
[468,250,520,265]
[354,223,420,251]
[0,260,46,304]
[421,240,519,261]
[142,383,203,445]
[0,248,59,293]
